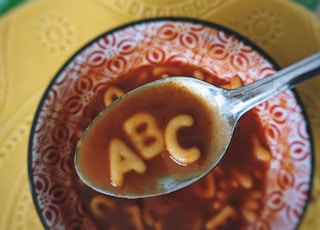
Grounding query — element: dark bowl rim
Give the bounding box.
[27,16,314,230]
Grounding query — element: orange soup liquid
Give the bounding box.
[74,63,271,230]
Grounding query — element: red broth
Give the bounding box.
[74,63,272,229]
[76,76,232,197]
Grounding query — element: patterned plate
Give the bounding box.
[28,18,313,230]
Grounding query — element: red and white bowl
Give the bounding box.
[28,18,313,230]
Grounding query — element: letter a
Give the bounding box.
[109,138,146,187]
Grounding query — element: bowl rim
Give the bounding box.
[27,16,314,230]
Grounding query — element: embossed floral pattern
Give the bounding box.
[244,7,284,47]
[98,0,225,18]
[37,12,76,54]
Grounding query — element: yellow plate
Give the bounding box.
[0,0,319,229]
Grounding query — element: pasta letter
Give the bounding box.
[124,112,164,160]
[90,195,116,219]
[109,138,146,187]
[165,114,200,165]
[220,75,243,89]
[206,206,237,229]
[104,86,124,106]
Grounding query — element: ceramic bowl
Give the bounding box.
[28,18,313,230]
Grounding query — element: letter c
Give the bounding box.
[165,114,200,165]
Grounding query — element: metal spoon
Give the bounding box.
[75,52,320,199]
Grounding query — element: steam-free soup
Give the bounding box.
[76,77,232,196]
[74,63,272,229]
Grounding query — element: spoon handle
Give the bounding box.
[225,52,320,117]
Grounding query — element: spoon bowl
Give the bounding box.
[75,77,234,198]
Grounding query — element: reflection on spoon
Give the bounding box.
[75,53,320,199]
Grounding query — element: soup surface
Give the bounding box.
[76,76,232,196]
[73,62,272,229]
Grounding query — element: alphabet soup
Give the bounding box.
[29,20,312,230]
[75,63,273,229]
[76,78,231,195]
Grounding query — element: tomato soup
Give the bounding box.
[74,63,272,230]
